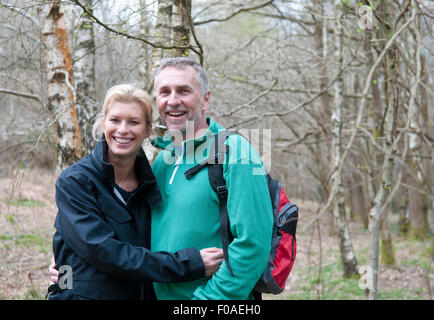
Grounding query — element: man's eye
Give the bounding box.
[110,119,119,122]
[130,121,139,125]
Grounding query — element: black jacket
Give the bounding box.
[48,139,204,300]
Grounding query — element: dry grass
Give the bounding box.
[264,199,434,300]
[0,169,432,300]
[0,167,58,299]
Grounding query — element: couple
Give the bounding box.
[47,58,273,300]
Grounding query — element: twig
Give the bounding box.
[193,0,274,25]
[302,11,417,233]
[185,2,204,64]
[0,88,43,104]
[221,78,278,117]
[316,217,322,300]
[27,273,41,300]
[1,3,40,26]
[72,0,201,57]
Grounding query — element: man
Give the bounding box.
[151,57,273,300]
[49,58,272,300]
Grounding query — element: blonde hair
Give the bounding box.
[92,84,153,141]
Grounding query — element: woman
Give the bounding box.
[47,84,223,300]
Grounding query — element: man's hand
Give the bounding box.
[48,257,59,284]
[199,247,224,277]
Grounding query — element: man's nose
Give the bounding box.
[167,92,181,106]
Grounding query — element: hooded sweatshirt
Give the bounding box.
[151,118,273,300]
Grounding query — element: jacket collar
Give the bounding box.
[151,117,224,153]
[91,135,157,188]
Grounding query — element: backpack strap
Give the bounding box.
[184,130,235,276]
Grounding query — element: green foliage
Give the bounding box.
[282,261,365,300]
[8,198,46,208]
[0,234,50,253]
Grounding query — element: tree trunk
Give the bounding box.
[313,1,334,236]
[332,3,358,278]
[138,0,151,91]
[407,10,428,240]
[143,0,192,164]
[380,208,396,266]
[398,171,410,235]
[148,0,192,94]
[349,177,368,229]
[72,0,97,155]
[39,1,83,169]
[367,0,399,300]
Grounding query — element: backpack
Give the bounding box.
[184,130,298,297]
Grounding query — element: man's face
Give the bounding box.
[155,66,210,137]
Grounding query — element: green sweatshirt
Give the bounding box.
[151,118,273,300]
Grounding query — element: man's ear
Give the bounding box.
[202,91,211,111]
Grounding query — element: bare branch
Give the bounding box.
[193,0,274,25]
[72,0,201,57]
[0,3,40,26]
[221,78,278,117]
[0,88,42,104]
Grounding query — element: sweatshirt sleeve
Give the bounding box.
[55,173,204,283]
[192,136,273,300]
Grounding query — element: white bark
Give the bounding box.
[367,0,409,300]
[332,3,358,277]
[71,0,97,154]
[144,0,192,164]
[39,1,83,169]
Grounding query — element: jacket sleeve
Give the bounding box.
[55,173,204,283]
[192,136,273,299]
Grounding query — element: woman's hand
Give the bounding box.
[199,247,224,277]
[48,257,59,284]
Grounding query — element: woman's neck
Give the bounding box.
[107,152,138,192]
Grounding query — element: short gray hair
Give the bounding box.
[154,57,209,96]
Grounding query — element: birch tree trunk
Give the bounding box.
[332,3,358,278]
[144,0,192,163]
[148,0,192,94]
[72,0,97,155]
[407,9,428,240]
[367,0,400,300]
[138,0,151,91]
[313,1,334,235]
[39,1,83,169]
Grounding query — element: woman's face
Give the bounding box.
[103,100,150,161]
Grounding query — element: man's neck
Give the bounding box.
[171,120,210,146]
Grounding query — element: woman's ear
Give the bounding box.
[145,123,152,139]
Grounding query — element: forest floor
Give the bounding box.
[0,167,433,300]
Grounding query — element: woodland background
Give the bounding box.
[0,0,433,300]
